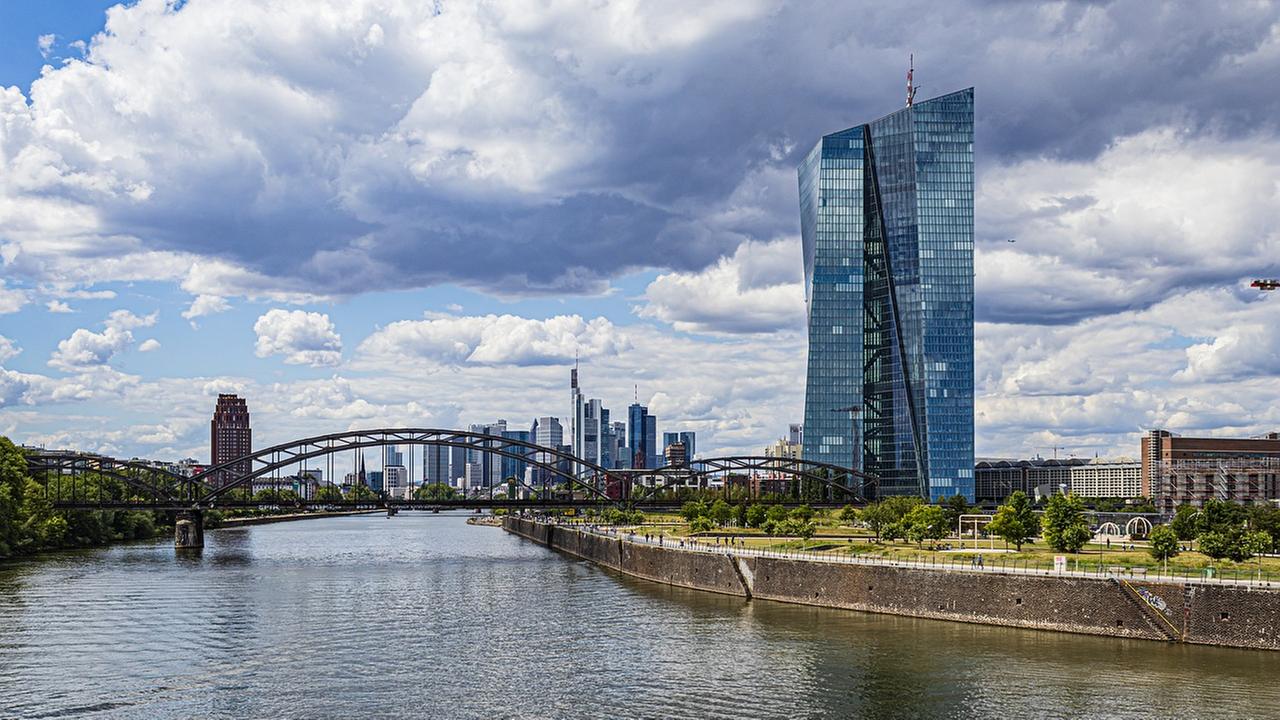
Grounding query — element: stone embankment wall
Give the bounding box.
[503,517,1280,651]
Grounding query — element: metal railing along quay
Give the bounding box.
[528,517,1280,591]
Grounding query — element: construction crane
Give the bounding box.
[1251,279,1279,291]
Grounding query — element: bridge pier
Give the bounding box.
[175,510,204,550]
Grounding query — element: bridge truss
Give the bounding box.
[26,428,878,511]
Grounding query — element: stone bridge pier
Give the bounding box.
[175,510,204,550]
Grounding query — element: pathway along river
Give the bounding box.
[3,514,1280,719]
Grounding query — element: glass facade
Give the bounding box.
[799,88,974,502]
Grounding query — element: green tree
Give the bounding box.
[734,502,748,528]
[939,493,971,533]
[765,504,789,524]
[0,437,28,557]
[1169,504,1199,541]
[1247,505,1280,553]
[708,499,733,526]
[839,504,859,525]
[314,485,344,502]
[1147,525,1180,564]
[745,503,767,528]
[690,516,715,533]
[415,483,458,501]
[1042,493,1091,552]
[1198,498,1246,536]
[1243,531,1273,577]
[985,490,1039,551]
[860,502,892,541]
[904,504,948,547]
[789,504,814,522]
[680,500,708,522]
[881,521,906,542]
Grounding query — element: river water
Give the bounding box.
[2,513,1279,719]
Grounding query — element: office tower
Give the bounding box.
[570,366,584,458]
[534,416,563,448]
[664,441,687,467]
[798,87,975,501]
[366,470,384,494]
[610,422,628,469]
[789,424,803,446]
[424,445,449,485]
[449,446,467,488]
[628,403,650,469]
[664,431,697,463]
[645,415,658,470]
[210,393,251,487]
[468,420,507,487]
[501,429,531,486]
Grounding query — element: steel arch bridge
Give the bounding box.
[26,427,879,512]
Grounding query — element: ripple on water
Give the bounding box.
[2,514,1280,719]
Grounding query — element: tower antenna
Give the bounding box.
[906,53,917,107]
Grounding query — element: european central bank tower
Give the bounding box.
[798,88,974,502]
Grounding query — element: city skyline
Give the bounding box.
[0,2,1278,467]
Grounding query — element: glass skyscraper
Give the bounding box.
[798,88,974,502]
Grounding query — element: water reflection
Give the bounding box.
[1,513,1278,719]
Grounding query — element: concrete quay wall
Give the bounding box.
[503,517,1280,651]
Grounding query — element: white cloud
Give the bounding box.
[37,34,55,59]
[47,309,156,372]
[0,282,28,314]
[978,128,1280,323]
[181,293,231,325]
[639,238,804,334]
[253,309,343,367]
[46,300,73,313]
[358,313,629,366]
[0,336,20,363]
[138,338,161,352]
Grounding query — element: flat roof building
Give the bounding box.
[1143,430,1280,510]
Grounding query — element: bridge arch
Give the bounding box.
[624,455,877,503]
[193,428,617,505]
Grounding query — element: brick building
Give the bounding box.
[210,394,252,487]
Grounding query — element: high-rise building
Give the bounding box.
[610,421,629,469]
[210,393,252,487]
[663,431,697,463]
[629,403,658,469]
[501,429,531,485]
[789,424,803,446]
[449,446,467,488]
[570,367,584,459]
[645,415,659,470]
[798,87,975,501]
[664,441,687,467]
[468,420,507,487]
[424,445,449,485]
[534,416,564,448]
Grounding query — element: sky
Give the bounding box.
[0,0,1278,474]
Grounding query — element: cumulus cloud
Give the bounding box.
[181,293,231,325]
[37,34,55,59]
[639,238,804,334]
[978,128,1280,324]
[253,309,343,367]
[0,336,20,363]
[358,313,629,366]
[138,338,161,352]
[0,282,28,314]
[46,300,73,313]
[2,0,1273,307]
[47,309,156,372]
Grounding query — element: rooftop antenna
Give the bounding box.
[906,53,918,107]
[634,384,638,403]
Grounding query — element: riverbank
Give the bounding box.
[504,517,1280,651]
[215,509,384,528]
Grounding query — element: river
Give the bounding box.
[2,513,1279,719]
